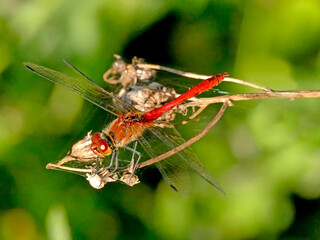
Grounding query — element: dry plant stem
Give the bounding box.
[137,63,273,92]
[46,163,91,173]
[53,156,92,166]
[121,100,229,171]
[224,78,273,92]
[187,105,207,120]
[183,90,320,107]
[182,105,207,124]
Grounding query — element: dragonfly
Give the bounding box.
[24,60,228,195]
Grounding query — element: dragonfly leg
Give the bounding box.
[117,141,141,186]
[94,155,101,167]
[129,141,138,164]
[106,150,117,169]
[107,149,119,175]
[131,141,141,174]
[123,141,141,182]
[123,142,141,168]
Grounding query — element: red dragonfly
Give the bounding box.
[24,60,228,194]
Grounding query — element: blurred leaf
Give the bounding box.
[46,204,71,240]
[0,208,40,240]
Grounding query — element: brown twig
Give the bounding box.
[183,90,320,108]
[137,63,273,92]
[46,163,91,172]
[182,105,207,124]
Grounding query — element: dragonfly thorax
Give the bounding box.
[108,112,150,146]
[90,112,148,156]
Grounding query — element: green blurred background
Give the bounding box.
[1,0,320,239]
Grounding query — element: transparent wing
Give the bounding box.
[143,125,225,194]
[137,127,192,195]
[24,62,134,115]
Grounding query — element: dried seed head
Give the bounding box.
[120,172,140,187]
[86,167,119,189]
[55,131,103,166]
[104,55,156,87]
[86,173,105,189]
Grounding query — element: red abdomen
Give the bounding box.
[142,73,228,122]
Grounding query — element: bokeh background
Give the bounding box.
[1,0,320,239]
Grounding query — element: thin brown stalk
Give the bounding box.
[183,90,320,108]
[46,163,91,173]
[137,63,272,92]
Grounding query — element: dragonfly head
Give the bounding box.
[90,132,112,156]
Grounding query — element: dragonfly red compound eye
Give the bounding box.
[91,132,100,144]
[97,139,109,153]
[90,134,111,156]
[90,139,110,156]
